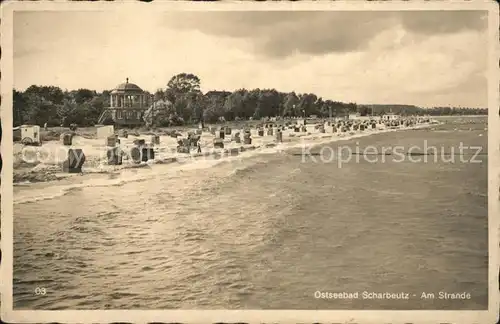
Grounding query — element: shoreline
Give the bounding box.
[12,122,435,190]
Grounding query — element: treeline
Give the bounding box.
[13,73,487,128]
[425,106,488,116]
[363,104,488,116]
[13,86,111,127]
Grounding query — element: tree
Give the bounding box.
[186,92,206,123]
[204,91,229,123]
[13,90,27,126]
[172,95,189,121]
[241,89,258,119]
[143,99,174,127]
[72,89,95,105]
[283,92,299,117]
[323,100,335,118]
[257,89,281,117]
[297,93,317,117]
[154,89,166,101]
[253,106,261,120]
[223,91,245,121]
[25,85,64,105]
[56,100,77,126]
[165,73,201,104]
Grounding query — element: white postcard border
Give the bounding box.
[1,1,498,323]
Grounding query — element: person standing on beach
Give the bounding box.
[197,141,202,153]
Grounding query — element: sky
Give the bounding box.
[13,10,489,108]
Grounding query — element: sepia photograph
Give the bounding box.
[1,1,499,323]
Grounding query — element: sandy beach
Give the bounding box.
[13,118,435,188]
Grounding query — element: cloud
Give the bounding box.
[164,11,395,58]
[399,10,488,35]
[163,11,488,59]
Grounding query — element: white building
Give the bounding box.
[382,112,399,121]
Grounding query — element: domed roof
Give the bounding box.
[111,78,143,93]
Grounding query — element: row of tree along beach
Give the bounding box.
[13,73,487,128]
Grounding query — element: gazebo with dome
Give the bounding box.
[98,78,150,126]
